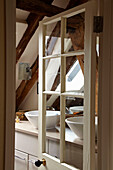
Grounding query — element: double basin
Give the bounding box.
[25,110,97,140]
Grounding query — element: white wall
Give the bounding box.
[19,82,38,110]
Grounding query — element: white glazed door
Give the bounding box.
[38,1,97,170]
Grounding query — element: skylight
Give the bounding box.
[56,60,84,92]
[66,60,84,92]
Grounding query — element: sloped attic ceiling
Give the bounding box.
[16,0,89,111]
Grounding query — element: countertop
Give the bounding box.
[15,121,83,148]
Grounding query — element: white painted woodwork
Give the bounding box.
[15,122,98,169]
[15,121,83,145]
[43,50,85,59]
[39,1,97,170]
[15,150,28,170]
[15,125,84,169]
[60,17,66,163]
[43,91,60,95]
[15,131,39,156]
[47,92,84,107]
[61,92,84,98]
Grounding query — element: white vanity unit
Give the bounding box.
[15,121,84,170]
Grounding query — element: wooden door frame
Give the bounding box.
[0,0,16,170]
[0,0,113,170]
[97,0,113,169]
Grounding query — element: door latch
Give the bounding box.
[29,158,46,167]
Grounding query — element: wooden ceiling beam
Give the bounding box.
[16,0,64,17]
[16,0,88,109]
[16,70,38,110]
[16,0,54,63]
[16,14,43,63]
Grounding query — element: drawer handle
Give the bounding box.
[28,159,46,167]
[15,155,26,161]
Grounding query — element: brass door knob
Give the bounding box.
[35,159,46,167]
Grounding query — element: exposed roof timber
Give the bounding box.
[16,0,54,63]
[16,14,43,63]
[66,0,88,9]
[16,0,85,63]
[16,57,38,110]
[16,18,27,24]
[68,23,84,74]
[16,0,88,109]
[16,70,38,110]
[16,0,65,17]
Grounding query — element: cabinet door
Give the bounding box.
[15,150,28,170]
[28,155,39,170]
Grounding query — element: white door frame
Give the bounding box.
[0,0,16,170]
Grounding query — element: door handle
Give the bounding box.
[28,158,46,167]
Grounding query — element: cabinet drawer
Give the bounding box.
[15,150,28,170]
[15,131,49,157]
[15,132,38,156]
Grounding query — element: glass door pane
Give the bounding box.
[45,21,61,56]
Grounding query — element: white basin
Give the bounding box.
[65,116,98,140]
[69,106,84,113]
[25,110,60,129]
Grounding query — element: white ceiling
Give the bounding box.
[16,9,29,22]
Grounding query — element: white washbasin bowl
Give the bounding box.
[69,106,84,113]
[65,116,98,140]
[25,110,60,129]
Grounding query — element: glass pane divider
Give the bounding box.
[62,50,85,56]
[60,17,66,163]
[43,91,60,95]
[43,50,85,60]
[43,54,61,60]
[42,91,84,98]
[61,92,84,98]
[60,95,66,163]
